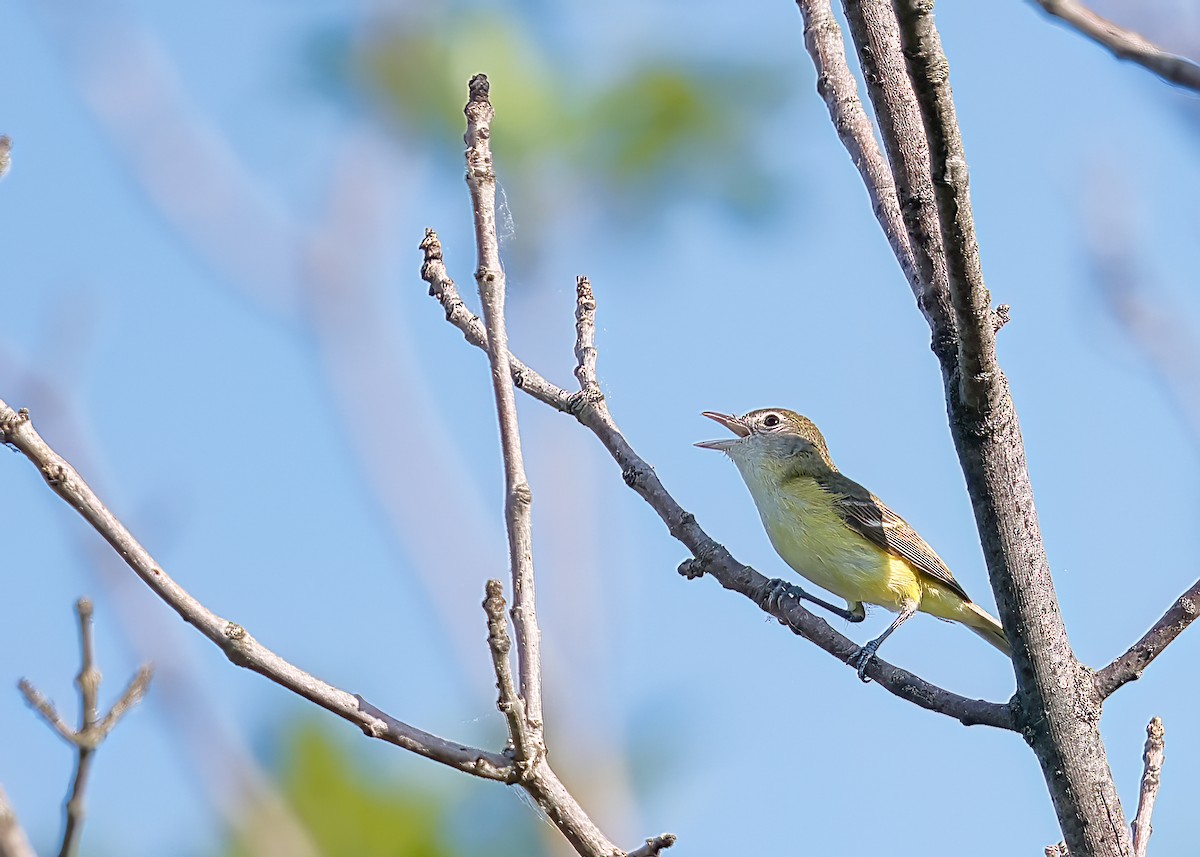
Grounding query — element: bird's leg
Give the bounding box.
[763,578,865,623]
[852,600,918,683]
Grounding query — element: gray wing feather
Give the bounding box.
[816,473,972,602]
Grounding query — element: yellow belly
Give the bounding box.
[750,475,922,613]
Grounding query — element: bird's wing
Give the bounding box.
[816,472,972,602]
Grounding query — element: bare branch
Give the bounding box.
[0,784,36,857]
[483,580,535,766]
[793,0,941,339]
[890,0,995,412]
[1032,0,1200,93]
[1095,578,1200,699]
[462,74,545,744]
[836,0,956,358]
[891,2,1128,853]
[96,665,154,738]
[627,833,678,857]
[18,600,154,857]
[0,401,514,783]
[1131,717,1165,857]
[573,276,601,401]
[17,679,75,743]
[421,243,1014,730]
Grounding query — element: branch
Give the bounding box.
[483,580,535,766]
[1095,578,1200,699]
[462,74,545,744]
[891,2,1128,853]
[421,238,1014,731]
[793,0,948,344]
[0,785,36,857]
[834,0,956,359]
[0,402,514,784]
[627,834,678,857]
[17,599,153,857]
[1131,716,1165,857]
[1031,0,1200,93]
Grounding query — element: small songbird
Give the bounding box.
[697,408,1009,681]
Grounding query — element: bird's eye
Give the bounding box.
[763,413,781,428]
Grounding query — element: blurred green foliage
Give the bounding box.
[311,8,789,226]
[219,719,549,857]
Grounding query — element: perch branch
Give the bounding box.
[1031,0,1200,93]
[420,237,1013,730]
[0,401,514,784]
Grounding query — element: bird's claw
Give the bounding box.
[763,578,806,620]
[852,641,879,683]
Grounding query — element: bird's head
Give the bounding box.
[695,408,835,476]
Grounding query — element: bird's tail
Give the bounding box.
[962,601,1010,656]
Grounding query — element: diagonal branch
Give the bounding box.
[1095,578,1200,699]
[1031,0,1200,93]
[0,401,514,784]
[462,74,545,744]
[1131,716,1165,857]
[420,237,1014,731]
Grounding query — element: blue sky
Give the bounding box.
[2,1,1199,855]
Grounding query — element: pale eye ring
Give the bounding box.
[763,413,781,428]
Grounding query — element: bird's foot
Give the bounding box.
[763,578,807,620]
[852,640,880,683]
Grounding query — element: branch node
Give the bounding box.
[627,833,678,857]
[991,303,1011,332]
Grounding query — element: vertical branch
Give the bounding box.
[60,598,101,857]
[462,73,545,742]
[837,0,956,361]
[889,2,1128,854]
[16,599,153,857]
[1131,717,1165,857]
[793,1,932,331]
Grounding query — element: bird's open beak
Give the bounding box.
[695,411,750,451]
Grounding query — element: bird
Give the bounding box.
[696,408,1009,681]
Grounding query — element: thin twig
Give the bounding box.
[0,401,514,784]
[1032,0,1200,93]
[60,598,100,857]
[482,580,535,766]
[17,680,75,743]
[1131,717,1165,857]
[0,784,36,857]
[1095,578,1200,699]
[462,74,545,744]
[420,239,1014,730]
[17,600,153,857]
